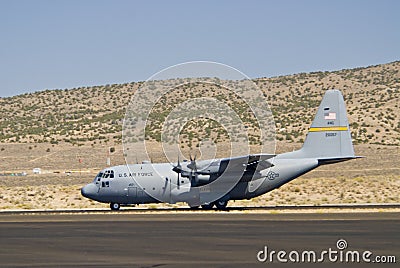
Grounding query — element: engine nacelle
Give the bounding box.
[195,174,210,184]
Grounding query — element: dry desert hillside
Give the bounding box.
[0,61,399,209]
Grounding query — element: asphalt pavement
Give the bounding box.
[0,212,398,267]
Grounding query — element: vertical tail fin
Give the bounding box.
[300,89,356,160]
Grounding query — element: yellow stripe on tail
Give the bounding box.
[308,126,348,132]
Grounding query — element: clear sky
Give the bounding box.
[0,0,399,97]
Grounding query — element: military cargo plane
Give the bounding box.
[81,89,362,210]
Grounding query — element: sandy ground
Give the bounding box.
[0,175,399,210]
[0,142,398,210]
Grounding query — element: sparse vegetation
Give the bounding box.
[1,61,399,146]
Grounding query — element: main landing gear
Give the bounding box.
[110,202,120,211]
[110,200,229,211]
[200,199,229,210]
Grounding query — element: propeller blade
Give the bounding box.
[177,169,180,188]
[171,154,182,188]
[172,154,182,173]
[187,150,197,171]
[177,154,180,188]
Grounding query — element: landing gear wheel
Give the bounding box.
[110,203,120,211]
[215,200,228,210]
[201,203,214,210]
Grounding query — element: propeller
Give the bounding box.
[188,152,198,186]
[171,151,199,187]
[172,154,182,173]
[172,154,182,188]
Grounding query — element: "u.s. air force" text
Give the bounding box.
[119,172,153,178]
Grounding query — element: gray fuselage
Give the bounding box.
[81,152,319,208]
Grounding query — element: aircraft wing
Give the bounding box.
[219,153,276,174]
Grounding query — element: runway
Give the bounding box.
[0,212,398,267]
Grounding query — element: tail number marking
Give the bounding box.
[325,132,337,137]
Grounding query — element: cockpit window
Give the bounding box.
[94,172,103,183]
[93,170,114,183]
[103,170,114,179]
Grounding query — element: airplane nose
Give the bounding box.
[81,183,98,198]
